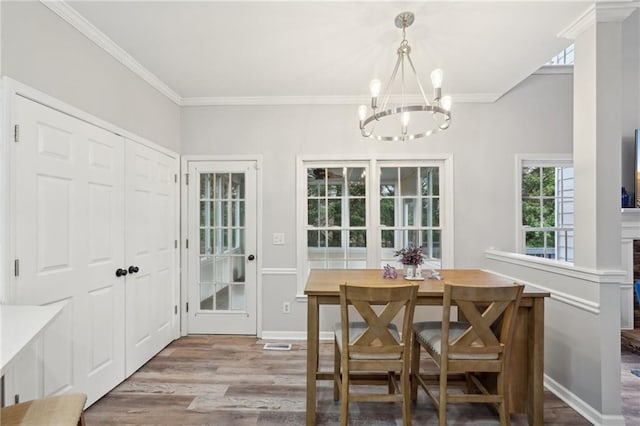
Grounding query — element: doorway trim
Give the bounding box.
[180,155,263,337]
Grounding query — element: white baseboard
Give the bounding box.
[544,374,625,426]
[260,331,334,341]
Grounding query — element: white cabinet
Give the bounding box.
[5,93,179,406]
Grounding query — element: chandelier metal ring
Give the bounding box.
[361,105,451,141]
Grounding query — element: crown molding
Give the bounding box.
[597,2,637,22]
[40,0,182,105]
[559,4,596,40]
[40,0,505,108]
[181,93,500,107]
[559,2,638,40]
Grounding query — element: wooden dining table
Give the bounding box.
[304,268,549,426]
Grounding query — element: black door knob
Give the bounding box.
[248,254,255,261]
[116,268,128,277]
[128,265,139,274]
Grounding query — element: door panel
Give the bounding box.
[43,299,73,396]
[14,95,125,405]
[187,162,257,335]
[125,141,178,376]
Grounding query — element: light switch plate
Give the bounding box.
[272,233,285,245]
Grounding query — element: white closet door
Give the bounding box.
[13,95,125,405]
[124,141,179,376]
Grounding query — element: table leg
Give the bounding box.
[306,295,319,425]
[528,298,544,426]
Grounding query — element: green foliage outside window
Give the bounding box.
[522,167,557,248]
[306,167,366,249]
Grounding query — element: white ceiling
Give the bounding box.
[60,1,599,105]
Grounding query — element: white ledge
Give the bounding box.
[534,65,573,75]
[485,249,625,284]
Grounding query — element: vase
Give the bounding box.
[405,265,417,279]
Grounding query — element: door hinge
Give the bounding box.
[185,174,189,185]
[14,394,20,404]
[186,302,189,313]
[13,124,20,142]
[174,239,178,249]
[174,305,178,315]
[174,174,178,183]
[185,239,189,249]
[14,259,19,277]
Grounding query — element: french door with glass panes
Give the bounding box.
[187,161,257,334]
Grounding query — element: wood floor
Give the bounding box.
[85,335,639,425]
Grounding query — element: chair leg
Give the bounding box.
[438,368,448,426]
[333,342,340,401]
[402,367,412,426]
[340,366,349,426]
[498,400,510,426]
[410,335,420,401]
[497,371,511,426]
[78,413,86,426]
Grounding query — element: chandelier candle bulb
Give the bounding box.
[441,95,452,112]
[430,68,443,89]
[370,79,381,109]
[401,111,410,137]
[358,105,368,122]
[402,111,411,126]
[431,69,443,101]
[369,79,381,97]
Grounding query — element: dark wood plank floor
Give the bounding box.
[85,335,639,425]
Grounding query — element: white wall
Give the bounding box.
[0,1,180,151]
[621,10,640,199]
[485,251,624,424]
[181,72,574,332]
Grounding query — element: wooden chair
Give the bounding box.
[411,283,524,426]
[333,283,418,426]
[0,393,87,426]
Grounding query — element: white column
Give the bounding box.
[573,19,622,270]
[569,6,635,420]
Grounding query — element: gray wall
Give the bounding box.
[622,10,640,200]
[181,72,574,332]
[1,1,180,151]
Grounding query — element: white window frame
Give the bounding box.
[305,161,371,269]
[515,154,573,262]
[296,154,454,297]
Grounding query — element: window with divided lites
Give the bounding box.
[304,161,444,271]
[520,160,574,262]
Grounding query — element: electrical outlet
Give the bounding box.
[283,302,291,314]
[272,233,285,245]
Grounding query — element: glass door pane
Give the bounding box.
[199,172,246,311]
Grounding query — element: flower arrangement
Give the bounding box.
[382,264,398,279]
[394,246,424,266]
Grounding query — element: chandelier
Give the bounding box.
[358,12,452,141]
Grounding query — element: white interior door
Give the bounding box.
[13,95,125,405]
[125,141,179,375]
[187,161,257,334]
